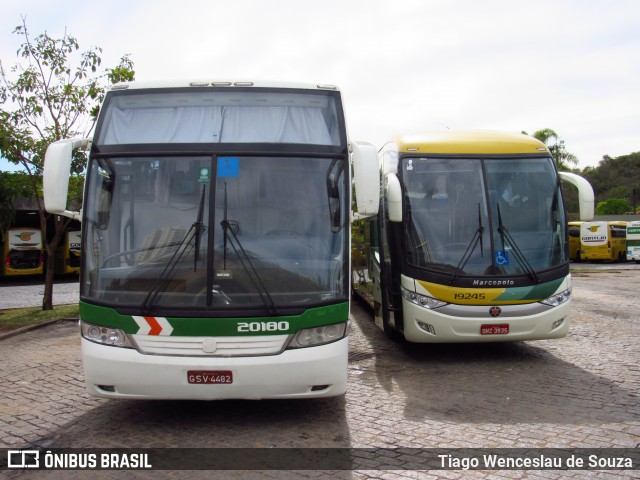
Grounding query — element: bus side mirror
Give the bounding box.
[558,171,595,221]
[43,138,90,221]
[386,173,403,222]
[352,142,380,220]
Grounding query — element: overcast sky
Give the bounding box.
[1,0,639,171]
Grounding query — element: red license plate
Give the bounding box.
[187,370,233,384]
[480,324,509,335]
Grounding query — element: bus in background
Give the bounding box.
[367,130,594,343]
[627,221,640,263]
[43,80,379,400]
[1,227,43,277]
[568,221,583,262]
[580,221,627,262]
[55,230,81,275]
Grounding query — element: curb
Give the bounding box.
[0,318,79,341]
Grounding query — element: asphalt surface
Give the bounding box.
[0,277,79,310]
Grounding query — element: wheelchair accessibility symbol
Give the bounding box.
[495,251,510,266]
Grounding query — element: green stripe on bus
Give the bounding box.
[79,301,349,336]
[493,278,564,302]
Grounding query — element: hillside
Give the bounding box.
[580,151,640,205]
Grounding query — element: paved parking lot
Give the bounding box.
[1,270,639,479]
[0,277,79,310]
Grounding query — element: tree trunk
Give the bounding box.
[40,211,70,311]
[42,251,56,310]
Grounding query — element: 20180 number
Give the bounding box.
[237,321,290,333]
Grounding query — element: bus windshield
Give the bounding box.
[401,156,566,279]
[96,89,342,146]
[83,155,347,312]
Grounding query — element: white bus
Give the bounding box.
[367,130,594,343]
[626,221,640,262]
[44,81,379,399]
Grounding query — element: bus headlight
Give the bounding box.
[288,323,347,348]
[540,288,572,307]
[401,286,446,309]
[81,321,133,348]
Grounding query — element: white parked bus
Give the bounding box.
[44,81,379,399]
[367,131,594,343]
[627,221,640,262]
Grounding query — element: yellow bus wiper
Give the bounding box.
[450,203,484,284]
[496,203,540,283]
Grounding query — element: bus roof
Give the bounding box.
[392,130,550,155]
[109,80,340,92]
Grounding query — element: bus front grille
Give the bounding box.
[131,334,289,357]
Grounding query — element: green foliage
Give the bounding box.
[596,198,631,215]
[0,304,79,333]
[0,171,33,231]
[1,20,135,173]
[528,128,578,171]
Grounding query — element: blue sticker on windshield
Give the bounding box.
[218,157,239,178]
[495,251,510,266]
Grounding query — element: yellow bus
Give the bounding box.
[2,227,43,276]
[579,221,627,262]
[568,221,583,262]
[366,130,594,343]
[54,230,81,275]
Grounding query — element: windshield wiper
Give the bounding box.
[193,184,207,272]
[496,203,539,283]
[220,182,278,315]
[449,203,484,284]
[140,226,197,314]
[141,186,207,313]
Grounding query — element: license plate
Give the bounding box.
[480,324,509,335]
[187,370,233,384]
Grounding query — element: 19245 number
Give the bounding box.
[453,293,486,300]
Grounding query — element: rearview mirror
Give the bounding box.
[558,171,595,221]
[43,138,90,221]
[351,142,380,220]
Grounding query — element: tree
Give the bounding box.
[596,198,631,215]
[526,128,579,171]
[0,171,33,232]
[0,18,134,309]
[581,152,640,205]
